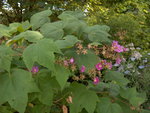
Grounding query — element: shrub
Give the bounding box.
[0,10,149,113]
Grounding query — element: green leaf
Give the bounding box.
[12,30,43,42]
[40,22,64,40]
[0,45,14,72]
[23,39,61,70]
[55,35,79,49]
[65,49,99,71]
[52,64,70,89]
[30,10,52,30]
[120,87,146,107]
[84,25,111,43]
[69,83,99,113]
[0,69,38,113]
[96,97,123,113]
[104,71,130,86]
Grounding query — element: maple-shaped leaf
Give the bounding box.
[40,22,64,40]
[0,69,39,113]
[69,83,99,113]
[23,39,61,70]
[30,10,52,30]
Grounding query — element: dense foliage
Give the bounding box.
[0,10,149,113]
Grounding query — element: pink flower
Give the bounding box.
[69,58,74,64]
[31,66,39,74]
[116,58,122,65]
[80,65,86,73]
[105,62,112,69]
[95,63,103,71]
[93,77,100,85]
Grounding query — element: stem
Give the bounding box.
[53,92,70,104]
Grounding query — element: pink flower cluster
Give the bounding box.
[95,60,112,71]
[112,41,128,53]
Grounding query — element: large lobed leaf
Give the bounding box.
[40,22,64,40]
[30,10,52,30]
[23,39,61,70]
[0,69,38,113]
[69,83,99,113]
